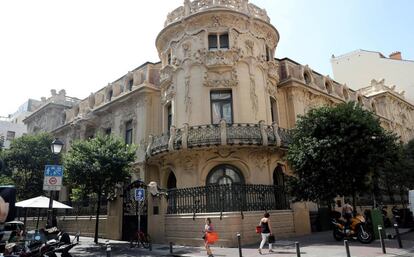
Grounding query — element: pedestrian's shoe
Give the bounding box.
[258,248,262,255]
[269,249,275,253]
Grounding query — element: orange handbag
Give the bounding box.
[256,226,262,233]
[206,231,219,244]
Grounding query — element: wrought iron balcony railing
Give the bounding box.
[167,184,288,215]
[146,121,291,157]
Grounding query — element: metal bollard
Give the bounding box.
[295,242,301,257]
[106,240,111,257]
[149,241,152,251]
[378,225,386,254]
[169,242,173,254]
[394,223,403,248]
[237,233,242,257]
[344,240,351,257]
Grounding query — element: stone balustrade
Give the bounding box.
[147,120,291,157]
[165,0,270,27]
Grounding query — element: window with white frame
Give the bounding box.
[208,33,229,50]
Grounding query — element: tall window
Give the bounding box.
[104,127,111,136]
[210,90,232,124]
[208,33,229,50]
[266,46,273,61]
[125,120,133,145]
[167,52,172,65]
[107,90,113,102]
[128,79,134,91]
[270,97,278,123]
[167,104,172,132]
[6,131,15,141]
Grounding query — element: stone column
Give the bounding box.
[219,119,227,146]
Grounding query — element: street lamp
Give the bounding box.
[51,138,64,154]
[47,138,64,228]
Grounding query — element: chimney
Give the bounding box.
[389,51,402,60]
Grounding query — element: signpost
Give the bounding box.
[44,164,63,227]
[135,188,145,234]
[43,165,63,191]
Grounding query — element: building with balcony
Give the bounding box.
[24,0,414,246]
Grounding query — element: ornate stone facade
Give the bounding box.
[24,0,414,245]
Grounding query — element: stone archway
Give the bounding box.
[273,164,287,209]
[167,171,177,189]
[273,164,285,187]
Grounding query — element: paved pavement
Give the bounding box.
[68,230,414,257]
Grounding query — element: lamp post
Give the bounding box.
[47,138,64,228]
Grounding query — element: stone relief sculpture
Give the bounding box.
[249,74,259,118]
[184,76,192,118]
[203,68,238,88]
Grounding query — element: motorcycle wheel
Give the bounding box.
[357,225,373,244]
[333,229,344,241]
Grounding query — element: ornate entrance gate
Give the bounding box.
[122,180,148,241]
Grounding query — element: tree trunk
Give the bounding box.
[94,190,102,244]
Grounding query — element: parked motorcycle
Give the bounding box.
[4,229,77,257]
[331,211,373,244]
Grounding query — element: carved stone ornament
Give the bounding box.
[266,80,277,97]
[249,75,259,118]
[249,150,268,171]
[267,61,279,82]
[184,76,192,115]
[203,68,238,88]
[205,48,241,67]
[160,65,175,86]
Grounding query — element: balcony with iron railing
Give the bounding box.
[146,120,291,157]
[165,0,270,27]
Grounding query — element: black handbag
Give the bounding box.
[268,235,275,243]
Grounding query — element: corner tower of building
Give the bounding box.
[156,0,280,128]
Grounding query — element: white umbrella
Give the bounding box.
[16,196,72,209]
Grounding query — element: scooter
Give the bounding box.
[331,211,373,244]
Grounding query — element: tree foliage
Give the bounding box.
[287,102,400,205]
[378,139,414,205]
[64,134,136,243]
[2,133,56,200]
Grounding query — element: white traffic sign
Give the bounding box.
[135,188,145,202]
[43,165,63,191]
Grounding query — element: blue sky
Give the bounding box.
[1,0,413,116]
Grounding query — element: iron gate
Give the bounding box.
[122,180,147,241]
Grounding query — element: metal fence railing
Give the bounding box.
[167,184,288,214]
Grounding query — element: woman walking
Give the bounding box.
[204,217,214,257]
[258,212,274,254]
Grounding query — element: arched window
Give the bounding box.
[167,171,177,189]
[270,97,278,124]
[206,165,244,185]
[325,82,333,94]
[304,72,311,84]
[273,165,285,187]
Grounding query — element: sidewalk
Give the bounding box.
[69,230,414,257]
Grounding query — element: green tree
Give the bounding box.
[379,139,414,206]
[2,133,56,200]
[287,102,399,208]
[64,134,136,243]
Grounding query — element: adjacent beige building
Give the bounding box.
[24,0,414,246]
[331,49,414,103]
